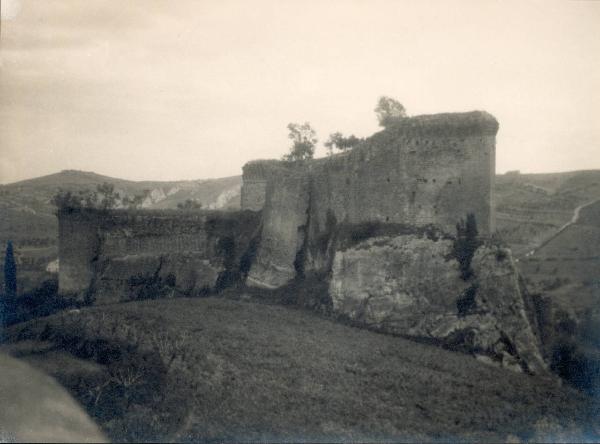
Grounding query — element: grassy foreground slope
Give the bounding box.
[2,297,596,442]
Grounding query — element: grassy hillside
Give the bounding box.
[495,170,600,257]
[1,297,596,442]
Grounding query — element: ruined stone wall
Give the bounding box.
[308,111,497,236]
[58,210,100,295]
[245,171,309,288]
[244,111,498,288]
[58,209,260,303]
[241,160,286,211]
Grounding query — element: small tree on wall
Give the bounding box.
[375,96,407,127]
[177,199,202,210]
[324,132,363,155]
[283,122,317,162]
[4,241,17,298]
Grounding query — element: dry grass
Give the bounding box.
[3,297,598,442]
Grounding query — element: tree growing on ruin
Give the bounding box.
[324,132,363,155]
[4,241,17,298]
[177,199,202,210]
[122,194,144,210]
[283,122,317,162]
[52,183,123,212]
[122,189,151,210]
[96,183,120,210]
[453,213,481,280]
[375,96,407,127]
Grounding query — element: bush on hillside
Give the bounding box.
[0,278,80,327]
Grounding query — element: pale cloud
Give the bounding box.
[0,0,599,184]
[1,0,21,20]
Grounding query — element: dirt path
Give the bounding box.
[523,198,600,258]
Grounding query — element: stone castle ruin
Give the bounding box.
[57,110,548,373]
[59,209,260,303]
[243,111,497,289]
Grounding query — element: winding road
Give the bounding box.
[524,198,600,258]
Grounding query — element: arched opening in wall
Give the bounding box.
[410,191,416,205]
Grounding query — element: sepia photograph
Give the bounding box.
[0,0,599,442]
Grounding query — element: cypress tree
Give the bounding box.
[4,241,17,298]
[454,214,481,280]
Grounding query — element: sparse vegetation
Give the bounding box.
[324,132,363,154]
[0,279,81,328]
[52,183,151,213]
[456,284,479,317]
[215,236,237,291]
[127,269,178,301]
[121,189,150,210]
[177,199,202,210]
[283,122,317,162]
[453,213,482,280]
[336,221,450,251]
[4,241,17,298]
[374,96,407,127]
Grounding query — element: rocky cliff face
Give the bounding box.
[328,235,546,374]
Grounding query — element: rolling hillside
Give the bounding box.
[1,297,595,442]
[495,170,600,309]
[495,170,600,257]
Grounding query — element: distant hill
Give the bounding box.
[1,169,242,213]
[0,170,242,292]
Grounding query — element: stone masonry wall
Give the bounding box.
[58,209,260,303]
[241,160,286,211]
[58,211,100,295]
[244,111,498,289]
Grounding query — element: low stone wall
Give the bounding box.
[58,209,261,304]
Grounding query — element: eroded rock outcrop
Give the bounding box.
[329,235,546,373]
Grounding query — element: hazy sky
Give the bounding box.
[1,0,599,184]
